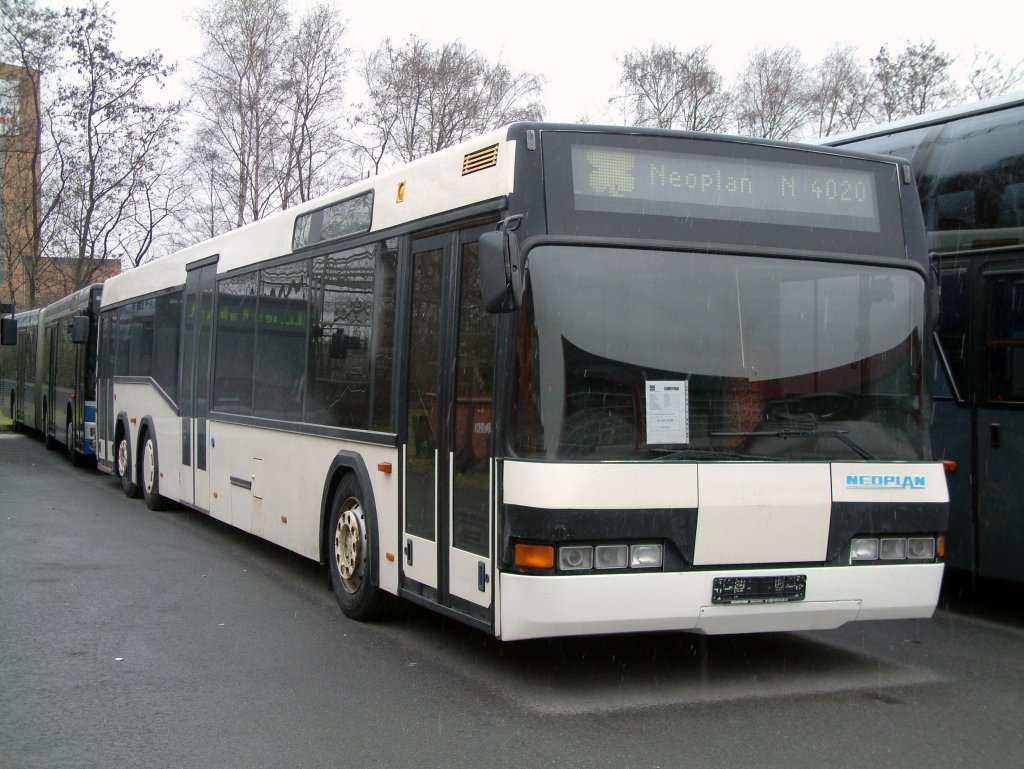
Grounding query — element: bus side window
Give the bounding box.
[982,272,1024,403]
[935,261,969,400]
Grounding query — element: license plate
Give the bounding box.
[712,575,806,605]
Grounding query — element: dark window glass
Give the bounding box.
[370,239,398,431]
[922,106,1024,250]
[982,271,1024,402]
[254,261,308,420]
[84,314,97,400]
[213,273,257,414]
[309,245,376,428]
[128,299,154,378]
[935,259,969,399]
[405,247,443,540]
[61,319,75,392]
[197,270,215,416]
[114,305,131,376]
[292,192,373,250]
[98,312,113,380]
[452,241,495,556]
[153,292,181,401]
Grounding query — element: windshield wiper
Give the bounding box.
[651,447,769,461]
[710,430,876,460]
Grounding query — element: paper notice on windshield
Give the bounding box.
[646,381,689,444]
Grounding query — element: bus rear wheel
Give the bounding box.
[141,433,168,511]
[328,476,387,621]
[117,432,140,498]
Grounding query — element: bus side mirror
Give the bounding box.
[0,317,15,346]
[479,229,523,313]
[71,315,90,344]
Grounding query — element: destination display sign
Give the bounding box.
[571,145,881,232]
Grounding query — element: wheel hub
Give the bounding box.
[117,439,129,477]
[335,501,365,591]
[143,441,155,494]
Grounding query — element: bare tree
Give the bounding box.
[358,36,544,166]
[191,0,291,229]
[277,2,349,208]
[965,50,1024,101]
[872,40,958,121]
[809,44,874,137]
[615,44,729,132]
[48,2,183,283]
[733,46,811,140]
[1,0,179,305]
[188,0,351,235]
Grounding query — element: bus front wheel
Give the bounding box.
[328,475,387,621]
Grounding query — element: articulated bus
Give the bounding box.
[0,285,103,465]
[825,95,1024,583]
[96,124,948,640]
[1,308,40,430]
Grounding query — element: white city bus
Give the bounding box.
[96,124,948,640]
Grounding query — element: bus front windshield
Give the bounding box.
[512,246,927,462]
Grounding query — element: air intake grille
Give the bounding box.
[462,144,499,176]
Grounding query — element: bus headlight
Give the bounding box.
[630,544,663,569]
[594,545,628,570]
[907,538,936,560]
[851,538,879,561]
[880,538,908,560]
[558,546,593,571]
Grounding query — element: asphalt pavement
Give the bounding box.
[1,432,1022,769]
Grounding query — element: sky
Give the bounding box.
[99,0,1021,124]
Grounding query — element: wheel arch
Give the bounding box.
[320,452,381,588]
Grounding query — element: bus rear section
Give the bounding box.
[485,128,948,640]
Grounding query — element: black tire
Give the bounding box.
[116,430,140,498]
[327,475,388,620]
[67,416,83,467]
[43,403,55,449]
[140,431,169,510]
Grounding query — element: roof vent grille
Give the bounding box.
[462,144,499,176]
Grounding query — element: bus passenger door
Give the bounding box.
[975,256,1024,581]
[403,226,495,619]
[181,261,216,511]
[46,325,57,440]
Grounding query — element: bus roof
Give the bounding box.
[100,124,518,308]
[101,122,916,308]
[823,92,1024,146]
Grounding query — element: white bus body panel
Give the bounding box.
[503,462,699,509]
[111,382,401,594]
[499,564,944,641]
[694,464,832,565]
[498,460,947,640]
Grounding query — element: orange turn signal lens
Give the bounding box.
[936,535,946,558]
[514,543,555,570]
[942,460,957,474]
